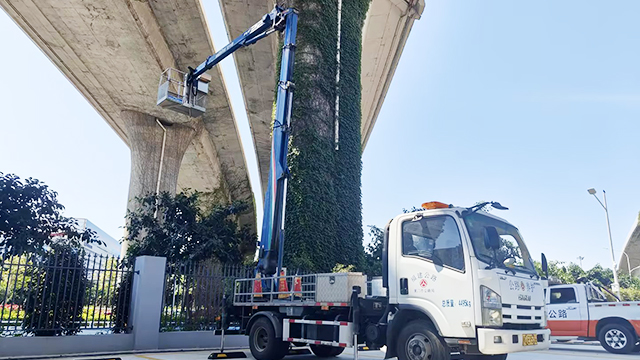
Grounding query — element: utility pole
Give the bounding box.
[577,256,584,269]
[587,188,621,298]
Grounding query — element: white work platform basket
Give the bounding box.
[157,68,208,118]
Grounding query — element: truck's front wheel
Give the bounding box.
[599,323,636,354]
[397,320,449,360]
[249,317,289,360]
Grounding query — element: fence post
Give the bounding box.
[129,256,167,350]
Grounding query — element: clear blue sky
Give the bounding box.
[2,1,640,271]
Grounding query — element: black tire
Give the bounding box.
[599,323,637,354]
[397,320,449,360]
[464,355,508,360]
[310,345,344,358]
[249,317,290,360]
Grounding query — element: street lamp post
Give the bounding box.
[587,188,621,298]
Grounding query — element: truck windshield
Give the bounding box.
[463,213,536,275]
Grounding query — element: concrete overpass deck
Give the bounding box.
[220,0,425,193]
[620,216,640,276]
[0,0,254,227]
[0,0,425,231]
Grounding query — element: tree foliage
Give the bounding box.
[23,244,88,336]
[361,226,384,276]
[123,191,256,264]
[0,173,98,257]
[535,259,640,300]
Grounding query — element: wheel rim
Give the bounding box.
[406,333,433,360]
[605,328,627,349]
[253,326,269,352]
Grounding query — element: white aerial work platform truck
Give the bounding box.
[231,201,551,360]
[157,6,551,360]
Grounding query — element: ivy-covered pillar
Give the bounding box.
[334,0,370,267]
[283,0,370,272]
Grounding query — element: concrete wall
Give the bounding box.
[0,256,249,359]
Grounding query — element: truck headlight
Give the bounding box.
[481,286,502,327]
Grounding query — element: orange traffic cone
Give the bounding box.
[278,269,289,299]
[293,276,302,299]
[253,272,263,298]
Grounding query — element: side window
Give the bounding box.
[402,215,465,271]
[549,288,577,304]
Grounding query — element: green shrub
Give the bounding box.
[22,245,87,336]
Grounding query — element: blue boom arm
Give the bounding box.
[186,6,298,277]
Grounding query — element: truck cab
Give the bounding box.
[384,203,550,358]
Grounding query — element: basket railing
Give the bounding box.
[233,273,317,305]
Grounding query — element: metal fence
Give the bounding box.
[161,261,254,332]
[0,250,133,336]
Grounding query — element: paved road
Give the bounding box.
[49,344,640,360]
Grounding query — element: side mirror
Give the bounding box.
[541,253,549,280]
[483,226,501,250]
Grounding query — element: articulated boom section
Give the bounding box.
[157,6,298,277]
[257,10,298,277]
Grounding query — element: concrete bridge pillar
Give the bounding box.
[121,110,197,254]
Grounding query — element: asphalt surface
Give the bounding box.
[46,344,640,360]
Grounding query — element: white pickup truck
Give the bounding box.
[546,283,640,354]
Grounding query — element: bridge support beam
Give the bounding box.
[121,110,197,255]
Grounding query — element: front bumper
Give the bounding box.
[477,328,550,355]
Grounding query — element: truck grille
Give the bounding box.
[501,303,544,327]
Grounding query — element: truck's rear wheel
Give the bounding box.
[397,320,449,360]
[310,345,344,357]
[249,317,289,360]
[599,323,636,354]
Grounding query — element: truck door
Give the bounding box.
[547,285,587,337]
[394,213,474,338]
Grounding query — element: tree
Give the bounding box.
[361,226,384,276]
[0,173,97,257]
[22,244,88,336]
[403,206,423,213]
[123,191,256,264]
